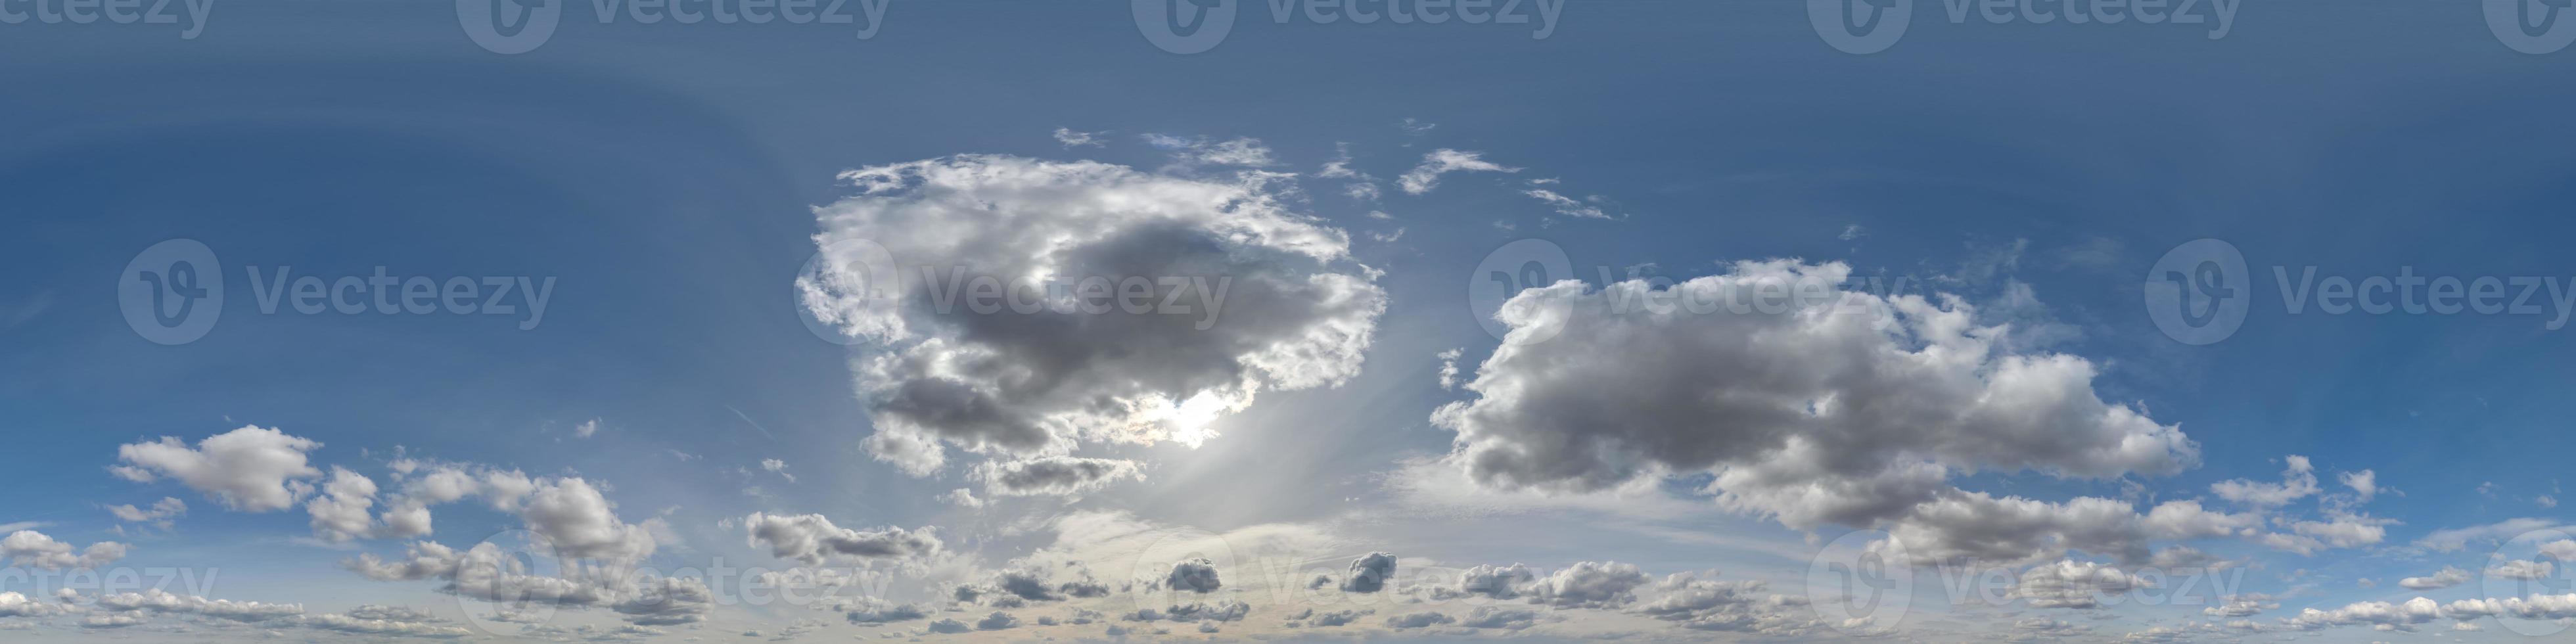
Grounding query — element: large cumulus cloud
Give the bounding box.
[1434,261,2217,565]
[798,155,1385,475]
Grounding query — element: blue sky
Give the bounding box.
[4,0,2576,642]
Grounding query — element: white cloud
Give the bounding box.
[761,458,794,482]
[975,456,1143,497]
[743,512,941,566]
[1398,149,1519,194]
[1433,260,2205,565]
[2397,566,2470,590]
[1522,186,1616,219]
[800,155,1385,476]
[94,589,303,622]
[1052,127,1103,148]
[574,419,599,438]
[1,530,126,570]
[2210,455,2320,509]
[111,425,324,512]
[106,497,186,529]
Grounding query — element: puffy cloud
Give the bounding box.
[975,457,1143,497]
[1052,127,1103,149]
[612,577,714,626]
[2487,559,2554,580]
[110,425,323,512]
[1522,561,1650,609]
[1384,610,1455,629]
[343,540,709,626]
[2209,455,2320,509]
[2397,566,2470,590]
[1299,609,1373,627]
[2339,469,2379,501]
[1,530,126,570]
[95,589,304,622]
[744,512,940,566]
[1339,552,1396,594]
[306,467,383,542]
[925,618,971,633]
[2203,593,2278,618]
[2286,597,2443,630]
[0,592,68,618]
[520,478,656,561]
[800,155,1385,474]
[306,612,472,638]
[1457,606,1540,630]
[2012,561,2150,609]
[104,497,186,529]
[1398,149,1518,194]
[2437,593,2576,621]
[837,597,930,624]
[1164,557,1222,594]
[973,611,1021,630]
[1435,261,2213,565]
[938,488,986,508]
